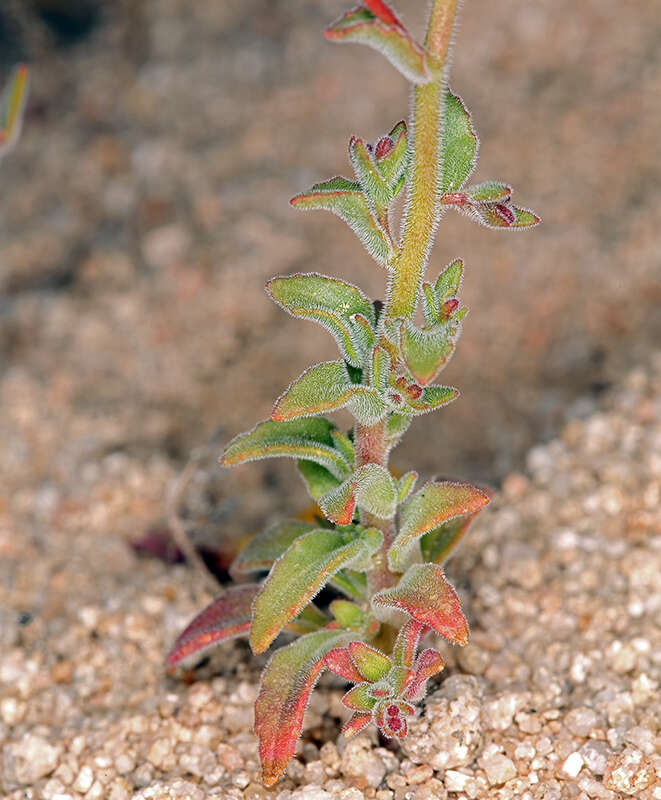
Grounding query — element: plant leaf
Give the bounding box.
[324,6,431,85]
[320,463,397,524]
[221,417,351,480]
[375,120,408,187]
[267,273,375,367]
[330,599,366,630]
[343,712,373,738]
[400,320,456,385]
[373,563,469,645]
[396,471,418,504]
[255,630,350,786]
[290,176,391,267]
[420,485,493,564]
[250,527,382,653]
[273,360,385,426]
[466,180,511,203]
[392,618,428,668]
[0,64,29,159]
[406,385,459,415]
[434,258,464,300]
[296,459,342,501]
[512,206,541,227]
[330,569,367,600]
[342,682,377,711]
[349,136,392,208]
[349,640,391,681]
[285,603,329,634]
[230,520,315,576]
[388,480,490,570]
[166,584,258,668]
[324,646,365,682]
[370,346,391,392]
[405,647,445,701]
[440,90,478,193]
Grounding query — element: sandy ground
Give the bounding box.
[1,1,660,798]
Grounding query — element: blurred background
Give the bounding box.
[1,0,659,550]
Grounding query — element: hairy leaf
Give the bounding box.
[330,599,366,630]
[434,258,464,300]
[392,618,428,668]
[406,385,459,415]
[343,712,372,738]
[296,459,342,501]
[396,471,418,504]
[349,640,391,682]
[440,90,478,193]
[285,603,329,635]
[291,176,391,267]
[221,417,351,480]
[273,361,385,426]
[250,527,382,653]
[331,429,355,468]
[467,180,511,203]
[420,485,492,564]
[388,480,490,570]
[471,201,540,229]
[400,320,456,385]
[324,6,431,85]
[231,520,315,576]
[330,569,367,600]
[342,682,377,711]
[267,273,375,366]
[349,136,392,208]
[371,346,391,392]
[320,463,397,524]
[324,646,365,682]
[373,563,469,645]
[405,647,445,701]
[376,120,408,187]
[255,630,350,786]
[166,584,258,668]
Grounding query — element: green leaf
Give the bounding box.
[267,273,375,367]
[466,180,511,202]
[434,258,464,301]
[396,471,418,504]
[349,640,392,682]
[330,569,367,600]
[349,313,376,361]
[370,346,391,392]
[407,385,460,415]
[296,459,341,501]
[166,584,258,668]
[349,136,392,208]
[373,563,469,646]
[440,90,478,193]
[324,7,431,85]
[342,682,377,711]
[419,483,492,564]
[400,320,456,385]
[385,412,411,444]
[512,206,541,227]
[392,618,427,668]
[255,630,350,786]
[330,599,366,630]
[290,176,391,267]
[375,120,408,187]
[230,520,315,576]
[273,361,386,426]
[331,429,355,468]
[250,527,382,653]
[285,603,329,634]
[221,417,351,480]
[388,480,490,571]
[320,463,397,524]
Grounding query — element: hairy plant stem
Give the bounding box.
[384,0,460,321]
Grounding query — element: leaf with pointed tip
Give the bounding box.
[373,563,469,645]
[330,599,366,630]
[230,520,315,576]
[375,120,408,187]
[392,618,428,668]
[371,346,391,392]
[385,412,411,445]
[324,6,431,85]
[291,176,391,267]
[349,640,392,682]
[349,136,392,208]
[467,180,512,203]
[400,320,456,385]
[273,361,385,426]
[267,273,375,367]
[406,385,459,415]
[256,630,350,786]
[296,459,342,502]
[342,682,377,711]
[325,646,365,682]
[388,480,490,571]
[331,429,355,467]
[405,648,445,701]
[0,64,29,158]
[320,463,397,524]
[512,206,541,227]
[343,712,372,738]
[331,569,367,601]
[471,201,540,229]
[349,313,376,360]
[440,90,478,193]
[420,485,492,564]
[396,471,418,504]
[166,584,258,668]
[434,258,464,300]
[221,417,351,480]
[250,527,382,653]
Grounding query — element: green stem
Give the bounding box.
[384,0,460,321]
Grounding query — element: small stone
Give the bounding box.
[73,765,95,793]
[341,738,386,788]
[561,752,584,778]
[444,770,471,792]
[3,733,62,784]
[481,753,517,786]
[565,707,599,737]
[579,741,611,776]
[603,748,655,795]
[147,738,171,768]
[405,764,433,785]
[290,787,333,800]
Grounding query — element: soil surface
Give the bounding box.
[0,1,660,799]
